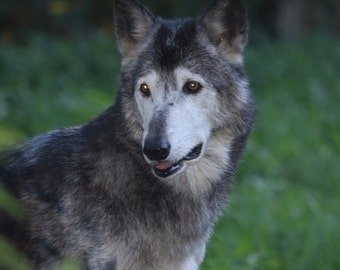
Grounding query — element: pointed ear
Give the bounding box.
[202,0,248,64]
[114,0,155,59]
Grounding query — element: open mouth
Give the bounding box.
[153,143,203,178]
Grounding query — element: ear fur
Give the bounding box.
[114,0,155,59]
[202,0,248,64]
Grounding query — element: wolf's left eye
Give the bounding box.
[140,83,151,96]
[184,81,202,94]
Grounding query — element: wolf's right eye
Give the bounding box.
[140,83,151,96]
[184,81,202,94]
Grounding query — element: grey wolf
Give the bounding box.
[0,0,256,269]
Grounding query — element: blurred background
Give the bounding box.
[0,0,339,269]
[1,0,339,42]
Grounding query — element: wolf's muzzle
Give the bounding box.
[153,143,203,178]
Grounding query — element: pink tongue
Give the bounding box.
[155,162,173,171]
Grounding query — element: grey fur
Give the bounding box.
[0,0,256,269]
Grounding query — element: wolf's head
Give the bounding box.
[114,0,255,188]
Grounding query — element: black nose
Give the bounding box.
[143,138,171,161]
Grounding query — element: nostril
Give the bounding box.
[143,139,171,161]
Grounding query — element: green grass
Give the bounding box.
[0,34,339,269]
[0,34,120,138]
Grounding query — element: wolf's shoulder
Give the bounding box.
[7,126,83,165]
[0,126,84,187]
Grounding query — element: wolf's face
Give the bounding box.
[135,67,216,179]
[115,0,255,182]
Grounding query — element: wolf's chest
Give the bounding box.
[86,228,207,270]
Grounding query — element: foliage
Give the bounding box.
[0,33,120,138]
[0,34,339,269]
[1,0,339,42]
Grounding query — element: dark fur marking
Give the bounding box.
[29,183,65,213]
[149,20,200,72]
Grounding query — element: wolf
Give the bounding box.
[0,0,256,269]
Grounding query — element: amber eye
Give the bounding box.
[185,81,202,93]
[140,83,150,96]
